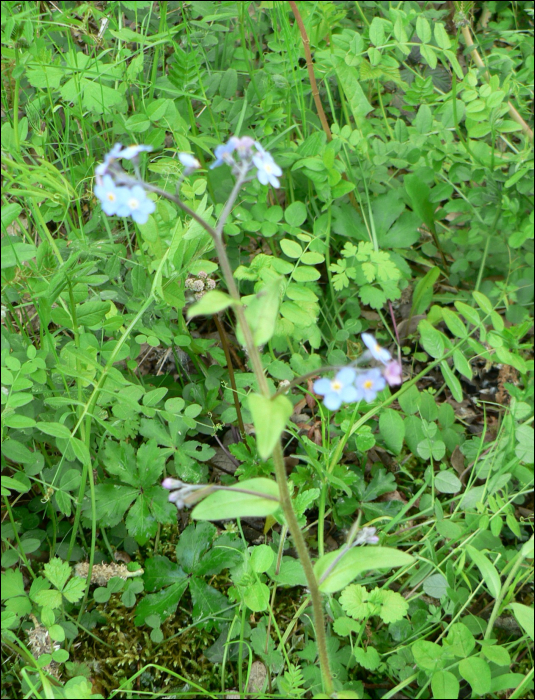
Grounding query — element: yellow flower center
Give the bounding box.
[332,380,342,391]
[107,192,116,202]
[364,380,373,390]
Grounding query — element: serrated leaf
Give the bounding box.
[354,645,380,670]
[1,569,25,599]
[33,588,63,609]
[43,558,71,591]
[339,584,369,619]
[379,589,409,623]
[134,579,189,626]
[62,576,86,603]
[360,285,386,309]
[333,616,361,636]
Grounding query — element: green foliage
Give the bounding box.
[1,0,533,698]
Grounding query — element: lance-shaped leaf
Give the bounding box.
[248,393,293,460]
[315,546,415,594]
[191,478,280,520]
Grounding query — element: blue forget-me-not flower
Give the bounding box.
[178,152,201,174]
[115,184,155,224]
[362,332,392,364]
[93,175,129,216]
[117,144,153,160]
[210,135,282,188]
[95,144,155,224]
[354,367,386,403]
[210,140,237,169]
[313,367,359,411]
[313,333,401,410]
[253,149,283,188]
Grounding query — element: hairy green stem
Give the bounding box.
[145,169,334,694]
[271,443,334,695]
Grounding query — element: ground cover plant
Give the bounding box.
[1,1,534,698]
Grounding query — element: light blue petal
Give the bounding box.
[313,378,332,395]
[340,385,359,403]
[336,367,357,384]
[323,393,342,411]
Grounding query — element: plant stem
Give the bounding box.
[138,166,334,694]
[272,443,334,695]
[289,1,332,142]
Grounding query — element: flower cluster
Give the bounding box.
[185,270,216,300]
[313,333,402,410]
[178,152,201,174]
[354,526,380,546]
[94,143,155,224]
[210,136,282,188]
[161,477,208,509]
